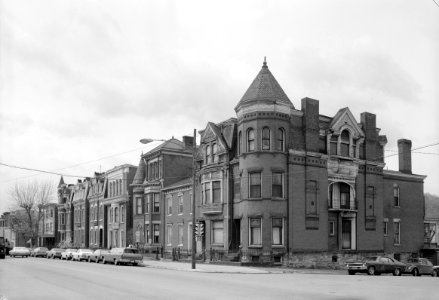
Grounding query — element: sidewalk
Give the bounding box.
[141,258,346,275]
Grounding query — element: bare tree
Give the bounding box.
[8,180,55,247]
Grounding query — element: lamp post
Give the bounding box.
[140,132,197,269]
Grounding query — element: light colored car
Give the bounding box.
[46,248,66,259]
[31,247,49,258]
[10,247,31,258]
[405,258,437,276]
[101,247,143,266]
[71,249,93,262]
[88,249,110,263]
[61,248,77,260]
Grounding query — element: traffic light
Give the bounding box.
[195,222,204,237]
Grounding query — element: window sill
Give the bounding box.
[272,245,285,248]
[272,197,286,201]
[394,244,401,247]
[248,245,262,248]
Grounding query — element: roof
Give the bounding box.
[145,138,191,156]
[162,177,192,191]
[235,59,294,111]
[132,157,146,185]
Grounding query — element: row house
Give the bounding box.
[37,203,58,249]
[72,179,89,248]
[131,138,194,250]
[87,172,106,248]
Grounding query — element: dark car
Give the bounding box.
[46,248,66,259]
[88,249,110,263]
[346,256,406,276]
[405,258,437,276]
[31,247,49,257]
[434,266,439,277]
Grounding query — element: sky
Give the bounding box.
[0,0,438,214]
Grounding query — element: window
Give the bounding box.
[340,130,350,157]
[145,224,150,243]
[146,194,151,213]
[366,186,375,217]
[249,218,262,246]
[238,131,242,155]
[167,196,172,215]
[330,135,338,155]
[329,221,335,236]
[178,195,183,214]
[212,143,218,163]
[247,128,255,151]
[394,220,400,245]
[262,127,270,150]
[384,219,388,236]
[121,205,125,223]
[212,221,224,244]
[60,213,65,225]
[306,180,318,215]
[393,185,400,207]
[120,230,125,247]
[115,207,119,223]
[50,209,54,218]
[203,182,211,204]
[178,223,184,246]
[153,224,160,244]
[153,194,160,213]
[277,128,285,151]
[340,183,350,208]
[205,145,211,164]
[136,197,143,215]
[212,181,221,203]
[167,224,172,245]
[272,172,284,198]
[249,172,261,198]
[272,218,283,245]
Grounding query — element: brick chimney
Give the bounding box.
[398,139,412,174]
[301,97,320,152]
[183,136,194,149]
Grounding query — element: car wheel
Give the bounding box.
[88,257,91,263]
[348,270,355,275]
[432,270,438,277]
[412,268,419,276]
[393,268,402,276]
[103,258,107,264]
[367,266,375,276]
[96,258,100,263]
[114,259,119,265]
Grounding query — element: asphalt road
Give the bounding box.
[0,256,437,300]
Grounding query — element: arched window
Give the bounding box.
[247,128,255,151]
[262,127,270,150]
[340,130,350,157]
[277,128,285,151]
[238,131,242,155]
[205,145,211,164]
[212,143,218,162]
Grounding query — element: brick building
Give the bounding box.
[37,203,58,249]
[191,60,426,265]
[72,179,90,248]
[87,172,107,248]
[131,138,194,250]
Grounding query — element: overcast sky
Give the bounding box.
[1,0,438,214]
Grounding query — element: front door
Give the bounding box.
[341,219,351,249]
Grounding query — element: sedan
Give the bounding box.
[346,256,406,276]
[46,248,66,259]
[405,258,437,276]
[71,249,94,262]
[61,248,77,260]
[31,247,49,258]
[88,249,110,263]
[10,247,31,258]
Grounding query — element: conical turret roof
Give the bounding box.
[235,58,294,111]
[132,157,146,185]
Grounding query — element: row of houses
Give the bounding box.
[2,60,434,265]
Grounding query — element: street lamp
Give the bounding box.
[139,131,197,269]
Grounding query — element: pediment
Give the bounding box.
[200,122,228,153]
[329,108,364,139]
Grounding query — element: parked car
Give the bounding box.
[434,266,439,277]
[346,256,406,276]
[88,249,110,263]
[101,247,143,266]
[46,248,66,259]
[61,248,77,260]
[71,249,94,262]
[31,247,49,258]
[405,258,437,276]
[9,247,31,258]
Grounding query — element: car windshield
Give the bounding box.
[362,256,377,262]
[124,249,139,254]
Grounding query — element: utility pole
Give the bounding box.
[191,128,197,269]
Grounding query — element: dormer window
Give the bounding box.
[212,143,218,163]
[205,145,211,164]
[340,130,350,157]
[247,128,255,151]
[262,127,270,150]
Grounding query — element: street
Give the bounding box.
[0,257,436,300]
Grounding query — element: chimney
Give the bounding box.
[183,136,194,149]
[398,139,412,174]
[301,97,320,152]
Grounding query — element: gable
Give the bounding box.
[328,108,364,139]
[200,122,228,153]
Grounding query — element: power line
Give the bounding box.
[0,162,87,178]
[433,0,439,8]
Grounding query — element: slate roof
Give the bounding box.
[132,157,146,185]
[235,59,294,111]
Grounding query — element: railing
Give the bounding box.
[328,199,357,210]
